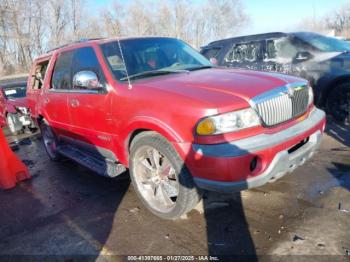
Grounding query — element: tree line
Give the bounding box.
[0,0,248,75]
[1,0,349,77]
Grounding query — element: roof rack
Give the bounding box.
[47,38,104,53]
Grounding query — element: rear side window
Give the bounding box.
[72,47,105,88]
[225,41,263,63]
[31,60,50,90]
[51,51,74,89]
[201,47,222,59]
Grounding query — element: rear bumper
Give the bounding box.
[187,108,326,193]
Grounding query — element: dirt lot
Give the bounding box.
[0,121,349,261]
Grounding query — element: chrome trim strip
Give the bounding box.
[249,81,308,106]
[48,89,106,94]
[249,81,309,127]
[192,108,325,158]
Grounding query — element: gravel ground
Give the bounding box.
[0,121,349,261]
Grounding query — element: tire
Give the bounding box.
[40,120,61,161]
[6,113,21,135]
[129,132,202,219]
[326,82,350,125]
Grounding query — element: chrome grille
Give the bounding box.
[252,83,309,126]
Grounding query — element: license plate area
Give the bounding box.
[287,137,309,154]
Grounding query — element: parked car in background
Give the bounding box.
[201,32,350,125]
[0,75,36,134]
[27,37,325,219]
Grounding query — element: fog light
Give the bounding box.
[250,156,258,172]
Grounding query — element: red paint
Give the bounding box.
[0,91,5,127]
[0,87,28,127]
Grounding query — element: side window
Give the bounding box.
[51,51,74,89]
[225,41,263,63]
[31,60,50,90]
[72,47,105,89]
[274,37,299,62]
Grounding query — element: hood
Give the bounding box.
[136,68,306,108]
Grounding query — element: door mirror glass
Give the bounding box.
[73,71,103,90]
[209,57,218,65]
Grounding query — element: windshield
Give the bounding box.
[2,86,26,99]
[100,38,212,81]
[296,32,350,52]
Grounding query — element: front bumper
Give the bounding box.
[188,108,326,193]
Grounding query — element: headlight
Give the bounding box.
[196,108,261,135]
[308,86,314,106]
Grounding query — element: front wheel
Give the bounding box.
[129,132,201,219]
[327,83,350,125]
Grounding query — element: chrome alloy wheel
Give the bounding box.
[133,145,179,213]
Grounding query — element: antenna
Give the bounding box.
[116,37,132,90]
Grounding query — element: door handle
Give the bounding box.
[70,99,80,108]
[44,98,50,104]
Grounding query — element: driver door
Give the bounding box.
[66,47,114,153]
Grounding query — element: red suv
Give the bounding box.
[27,37,326,219]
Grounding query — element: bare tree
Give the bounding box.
[0,0,250,76]
[325,3,350,38]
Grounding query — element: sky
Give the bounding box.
[86,0,350,35]
[243,0,349,35]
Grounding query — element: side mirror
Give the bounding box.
[73,71,103,90]
[294,51,312,62]
[209,57,218,65]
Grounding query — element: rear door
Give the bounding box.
[27,58,50,118]
[66,46,114,153]
[42,51,73,134]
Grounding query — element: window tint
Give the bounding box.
[296,32,350,52]
[201,47,222,59]
[52,51,74,89]
[225,41,263,63]
[72,47,104,88]
[100,38,212,81]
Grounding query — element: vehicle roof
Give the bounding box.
[205,32,288,47]
[204,31,322,47]
[0,74,28,88]
[35,36,177,61]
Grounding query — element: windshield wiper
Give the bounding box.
[187,65,213,71]
[120,69,188,81]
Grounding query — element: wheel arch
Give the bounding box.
[321,75,350,106]
[119,118,184,167]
